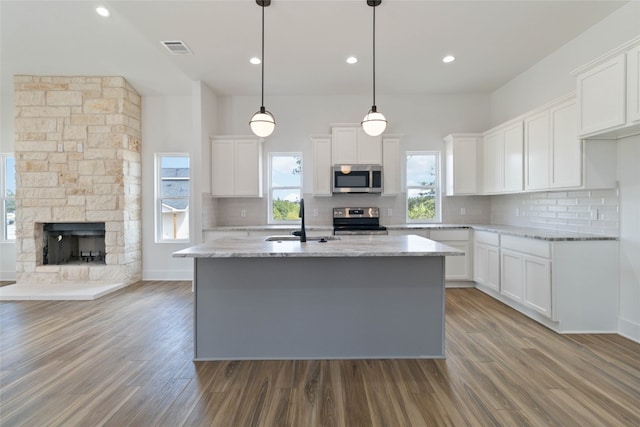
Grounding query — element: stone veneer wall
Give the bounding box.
[14,75,142,285]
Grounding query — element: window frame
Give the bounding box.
[155,153,191,243]
[1,154,16,241]
[268,152,303,224]
[405,150,442,223]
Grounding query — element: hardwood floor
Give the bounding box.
[1,281,638,426]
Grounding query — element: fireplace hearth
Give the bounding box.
[42,223,106,265]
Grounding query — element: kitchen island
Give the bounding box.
[173,234,463,360]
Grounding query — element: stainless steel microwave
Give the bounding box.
[332,165,383,194]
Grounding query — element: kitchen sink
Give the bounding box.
[264,235,341,242]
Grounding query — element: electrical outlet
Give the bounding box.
[387,208,392,216]
[77,143,83,152]
[241,209,247,217]
[460,208,466,216]
[57,143,63,152]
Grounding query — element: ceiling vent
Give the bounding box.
[161,40,193,55]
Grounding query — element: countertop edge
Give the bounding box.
[203,224,617,241]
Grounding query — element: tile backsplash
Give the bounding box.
[205,193,491,227]
[204,188,619,237]
[490,188,619,236]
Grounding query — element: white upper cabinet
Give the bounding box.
[628,45,640,124]
[522,95,616,192]
[576,54,626,136]
[550,100,581,189]
[574,36,640,139]
[524,110,551,191]
[311,136,332,197]
[482,122,523,194]
[331,125,382,165]
[382,136,401,195]
[211,136,262,198]
[444,134,481,196]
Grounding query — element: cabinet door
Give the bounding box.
[524,111,550,191]
[357,128,382,164]
[445,135,478,195]
[211,139,235,196]
[500,249,524,302]
[474,243,500,291]
[234,139,262,196]
[483,132,503,194]
[523,255,552,317]
[550,100,582,188]
[628,46,640,123]
[312,137,332,196]
[331,127,358,164]
[474,243,488,284]
[503,123,524,192]
[441,241,470,281]
[382,137,400,195]
[577,54,626,135]
[486,245,500,292]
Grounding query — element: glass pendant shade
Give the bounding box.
[361,108,387,137]
[250,107,275,137]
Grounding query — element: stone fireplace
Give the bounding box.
[14,75,142,285]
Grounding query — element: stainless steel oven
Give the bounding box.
[333,207,388,235]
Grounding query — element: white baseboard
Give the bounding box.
[618,317,640,344]
[142,270,193,281]
[0,271,16,281]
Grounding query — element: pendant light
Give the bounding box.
[250,0,276,138]
[361,0,387,137]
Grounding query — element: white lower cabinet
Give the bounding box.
[473,231,500,292]
[500,249,525,303]
[474,231,618,332]
[500,235,551,315]
[523,255,552,317]
[430,230,472,282]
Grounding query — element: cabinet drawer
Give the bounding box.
[430,229,469,241]
[474,230,500,246]
[501,235,551,258]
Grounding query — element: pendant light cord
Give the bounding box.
[372,3,376,108]
[261,4,265,109]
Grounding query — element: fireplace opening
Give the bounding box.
[42,222,106,265]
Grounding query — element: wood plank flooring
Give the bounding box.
[1,281,639,426]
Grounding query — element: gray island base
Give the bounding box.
[173,235,463,361]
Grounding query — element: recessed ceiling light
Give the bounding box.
[250,57,261,65]
[96,6,110,17]
[443,55,456,63]
[346,56,358,64]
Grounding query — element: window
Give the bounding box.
[269,153,302,223]
[1,155,15,240]
[406,151,441,222]
[156,154,190,242]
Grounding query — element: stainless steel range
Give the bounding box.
[333,207,388,235]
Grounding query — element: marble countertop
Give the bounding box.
[173,234,464,258]
[203,224,616,241]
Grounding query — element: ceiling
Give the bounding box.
[0,0,629,98]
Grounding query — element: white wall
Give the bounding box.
[491,2,640,126]
[489,1,640,343]
[0,93,15,280]
[141,82,218,281]
[141,94,195,280]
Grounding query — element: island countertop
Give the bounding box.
[173,234,464,258]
